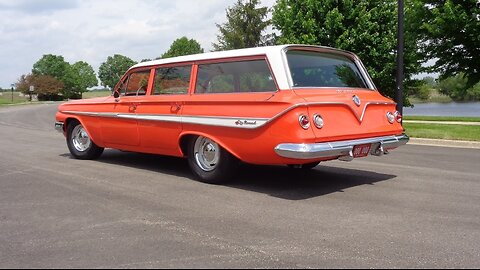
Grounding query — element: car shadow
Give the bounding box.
[60,150,396,201]
[229,164,396,200]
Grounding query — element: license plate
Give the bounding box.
[353,144,371,158]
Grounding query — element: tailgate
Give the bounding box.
[294,88,404,142]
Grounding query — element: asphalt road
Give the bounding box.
[1,103,480,268]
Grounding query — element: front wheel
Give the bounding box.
[187,136,239,184]
[67,121,104,160]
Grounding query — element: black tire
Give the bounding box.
[66,121,104,160]
[187,136,239,184]
[288,161,320,170]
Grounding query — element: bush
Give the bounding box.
[38,93,64,101]
[414,84,432,100]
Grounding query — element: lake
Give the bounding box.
[403,102,480,117]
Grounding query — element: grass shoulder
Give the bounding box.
[404,123,480,141]
[404,116,480,122]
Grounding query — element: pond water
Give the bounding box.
[403,102,480,117]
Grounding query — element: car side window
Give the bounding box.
[153,65,192,95]
[195,59,276,94]
[124,70,150,96]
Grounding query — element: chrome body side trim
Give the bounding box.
[55,121,64,133]
[60,100,394,129]
[274,134,409,160]
[61,111,269,129]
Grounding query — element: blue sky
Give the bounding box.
[0,0,276,88]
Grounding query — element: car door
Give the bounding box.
[135,64,193,154]
[99,69,151,147]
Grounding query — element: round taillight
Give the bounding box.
[394,111,403,123]
[386,112,395,124]
[313,114,324,129]
[298,114,310,129]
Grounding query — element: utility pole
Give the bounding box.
[395,0,404,117]
[10,83,14,103]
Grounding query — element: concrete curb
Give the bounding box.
[409,138,480,149]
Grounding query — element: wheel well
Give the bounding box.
[65,118,80,131]
[179,133,242,161]
[179,134,197,157]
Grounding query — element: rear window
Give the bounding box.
[195,59,277,94]
[286,50,368,89]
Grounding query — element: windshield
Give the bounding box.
[286,50,369,89]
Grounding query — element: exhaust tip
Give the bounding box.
[338,151,354,162]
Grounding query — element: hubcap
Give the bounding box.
[71,125,91,152]
[194,137,220,172]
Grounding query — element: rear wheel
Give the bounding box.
[187,136,239,184]
[67,121,104,160]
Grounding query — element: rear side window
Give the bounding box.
[286,50,368,89]
[195,59,276,94]
[153,65,192,95]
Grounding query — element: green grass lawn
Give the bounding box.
[0,92,29,105]
[82,90,112,99]
[404,116,480,122]
[404,123,480,141]
[404,115,480,141]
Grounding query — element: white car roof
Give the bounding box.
[130,45,356,90]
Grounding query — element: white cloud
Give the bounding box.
[0,0,276,88]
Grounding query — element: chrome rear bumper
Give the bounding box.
[275,134,409,160]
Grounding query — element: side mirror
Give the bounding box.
[113,90,120,99]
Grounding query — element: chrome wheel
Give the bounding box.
[193,137,220,172]
[71,125,91,152]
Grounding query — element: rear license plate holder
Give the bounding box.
[353,143,372,158]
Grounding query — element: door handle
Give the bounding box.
[171,103,182,112]
[129,104,137,112]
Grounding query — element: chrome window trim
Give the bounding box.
[282,46,376,90]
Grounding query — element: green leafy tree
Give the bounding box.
[32,55,99,99]
[98,54,137,89]
[437,73,480,101]
[413,0,480,88]
[160,37,204,59]
[422,76,437,88]
[213,0,272,51]
[414,83,432,101]
[63,61,98,98]
[272,0,422,102]
[32,54,69,79]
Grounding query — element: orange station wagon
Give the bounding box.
[55,45,408,183]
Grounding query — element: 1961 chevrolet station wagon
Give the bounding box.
[55,45,408,184]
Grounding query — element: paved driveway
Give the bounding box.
[1,104,479,268]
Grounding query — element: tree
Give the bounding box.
[437,73,480,101]
[213,0,272,51]
[160,37,204,59]
[272,0,423,102]
[98,54,137,89]
[16,74,64,101]
[422,76,437,88]
[32,55,99,99]
[414,0,480,88]
[32,54,69,79]
[63,61,98,98]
